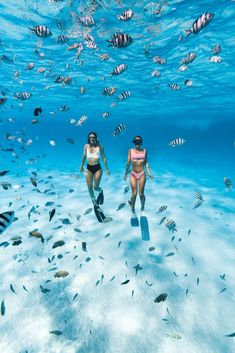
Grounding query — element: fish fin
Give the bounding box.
[185,29,191,37]
[28,27,35,32]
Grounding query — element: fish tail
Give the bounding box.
[185,29,191,37]
[28,27,35,32]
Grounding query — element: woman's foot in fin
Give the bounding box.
[96,189,104,205]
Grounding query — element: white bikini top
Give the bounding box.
[86,145,101,159]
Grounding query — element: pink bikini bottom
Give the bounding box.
[131,170,145,180]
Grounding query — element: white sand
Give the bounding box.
[0,169,234,353]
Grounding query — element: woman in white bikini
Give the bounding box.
[124,136,153,214]
[80,132,110,205]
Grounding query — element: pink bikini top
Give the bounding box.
[130,148,146,161]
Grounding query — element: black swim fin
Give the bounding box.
[96,190,104,205]
[94,205,106,223]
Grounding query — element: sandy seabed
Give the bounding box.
[0,169,234,353]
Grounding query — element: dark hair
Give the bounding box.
[132,135,143,143]
[87,131,99,144]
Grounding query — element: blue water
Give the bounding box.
[0,1,235,352]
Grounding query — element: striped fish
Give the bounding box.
[55,76,65,83]
[195,192,204,200]
[102,87,116,96]
[151,70,161,77]
[156,205,167,214]
[193,199,203,209]
[60,105,70,112]
[15,92,32,100]
[85,41,97,49]
[0,211,14,235]
[185,79,193,87]
[107,33,133,48]
[169,83,181,90]
[181,52,196,65]
[0,98,7,105]
[185,13,214,37]
[116,202,127,211]
[164,218,177,232]
[102,112,111,118]
[117,9,133,21]
[99,53,110,61]
[29,25,52,37]
[110,64,127,77]
[77,115,88,127]
[78,15,95,27]
[117,91,131,101]
[56,35,69,44]
[153,56,166,64]
[212,45,221,54]
[112,123,126,137]
[169,138,186,147]
[159,216,166,225]
[209,56,222,63]
[224,177,232,190]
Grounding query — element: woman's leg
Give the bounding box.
[130,173,137,214]
[139,172,146,211]
[85,169,95,203]
[94,168,103,204]
[93,168,103,192]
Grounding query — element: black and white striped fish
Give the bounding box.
[15,92,32,100]
[102,87,116,96]
[110,64,127,77]
[116,202,127,211]
[151,70,161,77]
[117,91,131,101]
[159,216,166,225]
[193,199,203,209]
[185,13,214,37]
[156,205,167,214]
[117,9,133,21]
[153,56,166,64]
[55,76,65,83]
[29,26,52,37]
[107,33,133,48]
[78,15,95,27]
[164,218,177,232]
[112,124,126,137]
[224,177,232,190]
[209,56,222,63]
[99,53,110,61]
[0,211,14,235]
[0,98,7,105]
[169,138,186,147]
[212,45,221,54]
[56,35,69,44]
[195,192,204,201]
[169,83,181,91]
[77,115,88,127]
[60,105,70,112]
[181,52,196,65]
[102,112,111,118]
[185,79,193,87]
[85,41,97,49]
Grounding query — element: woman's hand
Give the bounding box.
[123,174,127,181]
[148,174,153,179]
[106,168,110,176]
[79,166,84,173]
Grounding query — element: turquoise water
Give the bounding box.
[0,1,235,353]
[0,0,234,176]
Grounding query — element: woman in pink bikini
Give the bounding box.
[124,136,153,214]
